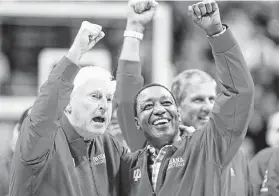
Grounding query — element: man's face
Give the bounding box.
[135,86,180,144]
[179,81,216,129]
[69,79,113,138]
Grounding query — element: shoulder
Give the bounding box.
[121,148,145,164]
[250,147,275,166]
[254,147,276,159]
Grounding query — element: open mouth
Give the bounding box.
[152,118,170,126]
[93,116,105,123]
[198,116,209,121]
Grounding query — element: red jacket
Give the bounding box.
[249,147,279,196]
[9,57,127,196]
[117,27,254,196]
[222,149,250,196]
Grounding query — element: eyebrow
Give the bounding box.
[141,95,171,103]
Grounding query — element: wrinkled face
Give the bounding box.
[69,79,113,138]
[179,81,216,129]
[266,115,279,147]
[135,86,180,144]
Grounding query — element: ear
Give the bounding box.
[65,103,72,114]
[177,109,182,123]
[134,117,141,131]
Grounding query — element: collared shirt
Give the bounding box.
[147,145,174,191]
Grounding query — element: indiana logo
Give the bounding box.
[133,168,141,181]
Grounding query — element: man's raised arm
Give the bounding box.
[116,0,158,151]
[189,0,254,168]
[20,22,104,162]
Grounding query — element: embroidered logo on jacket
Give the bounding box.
[92,153,106,165]
[168,157,185,170]
[133,168,141,181]
[260,170,268,192]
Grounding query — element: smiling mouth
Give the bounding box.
[93,116,105,123]
[152,118,170,126]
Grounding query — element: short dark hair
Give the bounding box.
[133,83,177,117]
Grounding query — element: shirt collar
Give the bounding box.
[59,114,87,164]
[146,135,183,155]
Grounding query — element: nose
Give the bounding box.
[201,99,214,114]
[153,104,166,116]
[98,100,108,114]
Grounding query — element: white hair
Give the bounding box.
[72,66,115,94]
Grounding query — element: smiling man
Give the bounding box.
[116,0,254,195]
[171,69,250,196]
[171,69,216,129]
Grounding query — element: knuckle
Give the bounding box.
[81,21,90,27]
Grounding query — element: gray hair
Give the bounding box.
[171,69,216,107]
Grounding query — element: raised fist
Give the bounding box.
[188,0,223,36]
[126,0,158,33]
[67,21,105,64]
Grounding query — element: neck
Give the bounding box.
[148,131,181,151]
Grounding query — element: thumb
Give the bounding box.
[88,31,105,49]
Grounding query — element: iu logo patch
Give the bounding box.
[133,168,141,181]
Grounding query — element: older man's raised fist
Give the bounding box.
[67,21,105,65]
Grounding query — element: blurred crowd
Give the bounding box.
[0,0,279,164]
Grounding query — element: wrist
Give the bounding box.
[126,20,145,34]
[66,47,82,65]
[205,23,223,36]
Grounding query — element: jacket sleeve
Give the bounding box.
[202,27,255,168]
[115,60,146,152]
[19,57,80,163]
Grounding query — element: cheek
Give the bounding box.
[180,104,198,119]
[72,101,94,118]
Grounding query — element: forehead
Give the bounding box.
[186,81,216,98]
[138,86,174,103]
[78,79,114,95]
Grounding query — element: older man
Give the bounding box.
[116,0,254,195]
[9,22,127,196]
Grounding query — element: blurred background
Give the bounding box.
[1,0,279,161]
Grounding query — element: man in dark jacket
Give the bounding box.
[249,112,279,196]
[171,69,250,196]
[9,22,128,196]
[116,0,254,195]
